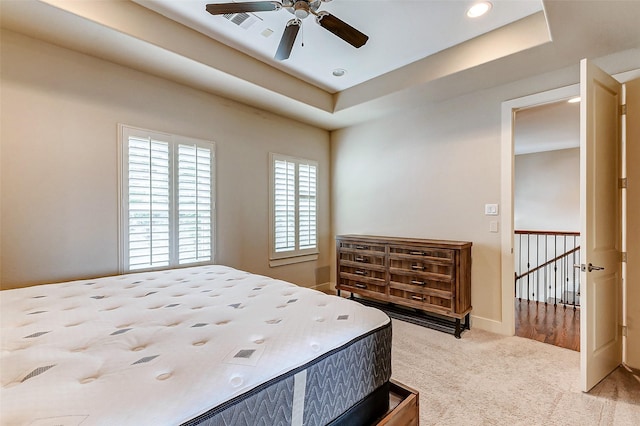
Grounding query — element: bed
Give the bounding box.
[0,265,392,425]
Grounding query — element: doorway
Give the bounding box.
[499,84,580,338]
[501,65,639,392]
[512,99,581,351]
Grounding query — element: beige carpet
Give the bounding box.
[390,319,640,425]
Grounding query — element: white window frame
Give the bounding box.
[118,124,216,273]
[269,153,319,267]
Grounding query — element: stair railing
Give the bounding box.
[514,230,580,309]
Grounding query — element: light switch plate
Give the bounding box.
[485,204,499,216]
[489,221,499,233]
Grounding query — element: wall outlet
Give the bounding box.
[489,221,499,233]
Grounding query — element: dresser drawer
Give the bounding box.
[338,250,385,267]
[389,286,453,313]
[388,264,453,285]
[389,273,453,294]
[338,240,386,255]
[389,245,454,263]
[338,278,387,295]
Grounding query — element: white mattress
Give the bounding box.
[0,265,390,425]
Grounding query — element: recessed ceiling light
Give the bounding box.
[332,68,347,77]
[567,97,581,103]
[467,1,492,18]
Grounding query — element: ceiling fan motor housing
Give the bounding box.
[285,0,322,19]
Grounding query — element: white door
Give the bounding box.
[579,59,623,392]
[625,78,640,370]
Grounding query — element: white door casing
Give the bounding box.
[579,59,623,392]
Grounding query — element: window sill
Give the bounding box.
[269,253,318,267]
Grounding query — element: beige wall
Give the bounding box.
[514,148,580,232]
[0,30,331,289]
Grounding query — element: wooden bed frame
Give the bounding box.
[377,379,419,426]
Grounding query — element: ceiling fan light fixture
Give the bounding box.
[293,1,310,19]
[467,1,492,18]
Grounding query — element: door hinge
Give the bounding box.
[619,178,628,189]
[622,252,627,263]
[622,325,628,337]
[620,104,627,115]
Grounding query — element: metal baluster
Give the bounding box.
[553,235,558,307]
[573,235,580,311]
[518,233,523,300]
[563,236,568,309]
[544,234,548,304]
[527,234,531,302]
[531,234,540,305]
[572,248,577,309]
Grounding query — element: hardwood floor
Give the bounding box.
[514,298,580,351]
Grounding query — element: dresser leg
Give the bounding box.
[465,313,471,330]
[454,319,462,339]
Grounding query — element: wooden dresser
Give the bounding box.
[336,235,472,337]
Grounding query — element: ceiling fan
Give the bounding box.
[205,0,369,60]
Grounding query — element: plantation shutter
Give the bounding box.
[127,135,171,270]
[298,163,317,249]
[274,158,296,252]
[177,143,213,264]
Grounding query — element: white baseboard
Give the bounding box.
[470,315,513,336]
[311,282,332,294]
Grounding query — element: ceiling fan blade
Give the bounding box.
[205,1,281,15]
[316,12,368,48]
[275,19,301,61]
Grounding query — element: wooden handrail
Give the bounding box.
[515,246,581,281]
[515,230,580,236]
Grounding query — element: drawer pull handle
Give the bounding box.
[410,251,426,256]
[411,295,424,301]
[355,283,367,289]
[355,245,369,250]
[354,270,368,276]
[411,280,426,286]
[411,264,426,271]
[355,256,367,262]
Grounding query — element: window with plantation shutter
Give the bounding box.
[269,153,318,266]
[119,125,215,272]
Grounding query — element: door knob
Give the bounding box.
[588,263,604,272]
[575,263,605,272]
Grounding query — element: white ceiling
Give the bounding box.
[133,0,544,92]
[1,1,640,131]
